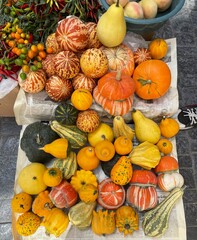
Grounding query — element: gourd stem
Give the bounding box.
[116,0,119,7]
[115,70,121,81]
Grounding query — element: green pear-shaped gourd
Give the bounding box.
[96,0,126,47]
[132,109,161,144]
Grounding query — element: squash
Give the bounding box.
[41,208,69,237]
[91,209,116,235]
[78,184,98,203]
[142,187,185,237]
[32,190,54,217]
[156,138,173,155]
[133,47,152,65]
[68,201,97,230]
[115,205,139,236]
[50,120,87,149]
[77,146,100,171]
[43,167,63,187]
[148,38,168,60]
[154,156,179,174]
[53,151,77,179]
[11,192,33,213]
[86,22,102,49]
[95,139,115,161]
[97,71,136,101]
[42,53,56,77]
[72,72,97,93]
[71,88,93,111]
[159,117,180,138]
[45,33,60,54]
[133,59,171,100]
[40,138,71,159]
[20,122,59,163]
[100,153,121,177]
[110,156,133,185]
[16,212,40,236]
[114,136,133,155]
[70,169,98,192]
[54,102,79,125]
[128,141,161,170]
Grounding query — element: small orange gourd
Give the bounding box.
[159,117,180,138]
[43,167,63,187]
[11,192,33,213]
[156,138,173,155]
[71,88,93,111]
[148,38,168,59]
[95,139,115,161]
[78,184,98,203]
[114,136,133,155]
[77,146,100,170]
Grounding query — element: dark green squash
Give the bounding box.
[20,122,59,163]
[54,102,79,125]
[101,153,121,177]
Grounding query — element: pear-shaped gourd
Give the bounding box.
[96,0,126,47]
[132,109,161,144]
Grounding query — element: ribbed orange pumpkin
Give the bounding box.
[97,71,136,101]
[93,86,133,116]
[100,44,135,76]
[133,59,171,100]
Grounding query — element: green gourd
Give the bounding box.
[96,0,126,47]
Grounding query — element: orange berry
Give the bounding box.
[38,51,47,59]
[15,32,21,39]
[22,65,30,73]
[37,43,45,51]
[8,40,16,48]
[31,45,38,53]
[17,38,24,44]
[12,47,18,54]
[10,32,16,39]
[15,48,22,56]
[27,49,36,59]
[46,47,53,54]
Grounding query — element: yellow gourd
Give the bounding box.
[95,139,115,161]
[11,192,33,213]
[40,138,71,159]
[78,184,98,203]
[43,167,63,187]
[114,136,133,155]
[156,138,173,155]
[159,117,180,138]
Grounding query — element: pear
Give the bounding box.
[132,109,161,144]
[96,0,126,47]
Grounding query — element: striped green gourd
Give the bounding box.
[50,120,87,149]
[142,186,185,237]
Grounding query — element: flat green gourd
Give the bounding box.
[54,102,79,125]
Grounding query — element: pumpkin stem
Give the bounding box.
[116,0,120,7]
[138,79,152,86]
[115,71,122,81]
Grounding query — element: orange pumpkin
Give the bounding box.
[148,38,168,60]
[154,156,179,174]
[100,44,135,76]
[133,59,171,100]
[93,86,134,116]
[97,71,136,101]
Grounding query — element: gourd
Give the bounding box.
[20,121,59,163]
[40,138,71,159]
[86,22,102,49]
[32,190,54,217]
[68,201,97,230]
[133,59,171,100]
[41,208,69,237]
[156,138,173,155]
[11,192,33,213]
[50,120,87,149]
[45,33,60,54]
[16,212,40,236]
[96,0,126,47]
[70,169,98,192]
[113,115,135,140]
[115,205,139,236]
[148,38,168,59]
[154,156,179,174]
[78,184,98,203]
[53,151,77,179]
[42,53,56,77]
[54,102,79,125]
[43,167,63,187]
[72,72,97,93]
[71,88,93,111]
[142,187,185,237]
[91,209,116,235]
[94,139,115,161]
[114,136,133,155]
[133,47,152,65]
[100,153,121,177]
[110,156,133,185]
[128,141,161,170]
[159,117,180,138]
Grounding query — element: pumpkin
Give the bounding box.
[11,192,33,213]
[133,47,152,65]
[97,71,136,101]
[86,22,102,49]
[95,139,115,161]
[76,109,100,133]
[148,38,168,59]
[78,184,98,203]
[41,53,56,77]
[43,168,63,187]
[97,178,125,209]
[32,190,54,217]
[72,73,97,93]
[80,48,108,78]
[156,138,173,155]
[93,86,134,116]
[16,212,40,236]
[41,208,69,237]
[49,180,78,208]
[70,169,98,192]
[20,122,59,163]
[100,43,135,76]
[110,156,133,185]
[159,117,180,138]
[115,205,139,236]
[133,59,171,100]
[45,75,73,102]
[114,136,133,155]
[45,33,60,54]
[55,16,88,52]
[154,156,179,174]
[71,88,93,111]
[91,209,116,235]
[77,146,100,171]
[54,102,79,125]
[18,69,46,93]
